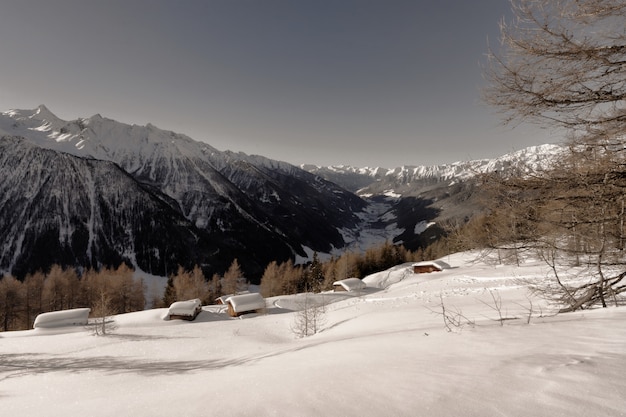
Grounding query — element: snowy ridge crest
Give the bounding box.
[306,144,564,184]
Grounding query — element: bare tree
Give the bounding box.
[291,293,326,338]
[484,0,626,139]
[222,259,246,296]
[43,265,70,311]
[260,261,280,297]
[427,293,475,333]
[23,271,45,329]
[90,286,117,336]
[171,265,209,303]
[0,275,24,331]
[482,0,626,311]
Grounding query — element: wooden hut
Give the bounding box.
[332,277,366,292]
[225,293,266,317]
[167,299,202,321]
[215,291,250,305]
[412,260,450,274]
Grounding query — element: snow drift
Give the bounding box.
[32,308,90,329]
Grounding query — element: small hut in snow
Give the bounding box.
[225,293,265,317]
[412,260,451,274]
[215,291,250,305]
[333,277,366,292]
[33,308,91,329]
[167,299,202,321]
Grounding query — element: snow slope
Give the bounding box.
[1,252,624,417]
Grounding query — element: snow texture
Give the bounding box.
[2,252,625,417]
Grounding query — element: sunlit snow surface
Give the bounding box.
[1,251,625,417]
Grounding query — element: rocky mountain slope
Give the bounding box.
[303,144,564,249]
[0,106,365,279]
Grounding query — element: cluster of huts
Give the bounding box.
[411,260,450,274]
[166,278,370,322]
[33,259,449,328]
[165,292,267,321]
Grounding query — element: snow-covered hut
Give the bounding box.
[412,260,451,274]
[215,295,230,305]
[332,278,366,292]
[33,308,91,329]
[215,290,250,305]
[225,293,265,317]
[167,299,202,321]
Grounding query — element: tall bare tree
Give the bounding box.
[483,0,626,311]
[171,265,209,303]
[0,275,23,331]
[23,271,45,329]
[222,259,246,296]
[484,0,626,140]
[260,261,280,297]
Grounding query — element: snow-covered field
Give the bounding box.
[1,252,625,417]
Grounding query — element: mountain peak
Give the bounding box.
[31,104,64,124]
[35,104,51,114]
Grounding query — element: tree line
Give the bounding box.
[259,240,448,297]
[0,264,144,331]
[1,239,449,332]
[160,241,442,305]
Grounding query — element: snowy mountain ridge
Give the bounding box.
[0,106,365,279]
[0,105,564,280]
[303,143,564,194]
[382,143,563,181]
[1,105,299,175]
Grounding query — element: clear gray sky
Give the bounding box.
[0,0,556,167]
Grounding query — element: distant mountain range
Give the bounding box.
[0,106,562,280]
[302,143,563,195]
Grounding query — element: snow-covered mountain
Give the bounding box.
[303,143,564,195]
[0,136,207,276]
[0,105,564,280]
[0,106,366,279]
[303,143,565,249]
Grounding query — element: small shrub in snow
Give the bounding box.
[291,293,326,338]
[428,293,475,333]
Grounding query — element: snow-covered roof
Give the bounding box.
[216,291,249,304]
[226,293,265,313]
[168,299,201,316]
[412,260,451,270]
[332,277,366,291]
[33,308,91,329]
